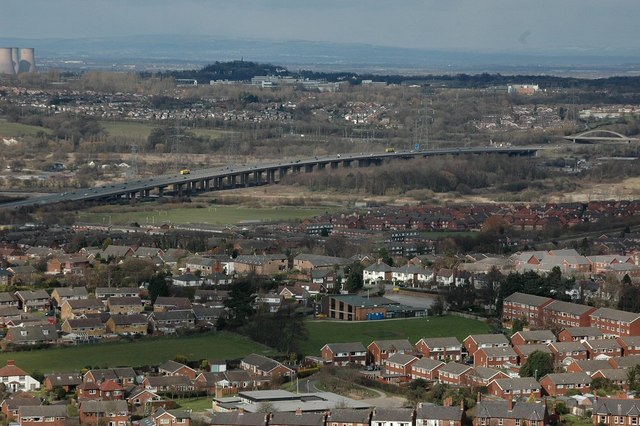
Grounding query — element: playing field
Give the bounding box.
[78,205,332,225]
[101,120,234,140]
[300,315,489,356]
[0,119,51,137]
[0,332,274,374]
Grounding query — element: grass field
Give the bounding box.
[175,397,213,412]
[0,119,50,137]
[101,120,234,141]
[300,316,489,356]
[78,205,333,225]
[0,332,274,374]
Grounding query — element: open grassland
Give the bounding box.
[0,332,274,374]
[0,119,50,137]
[78,204,333,225]
[100,120,234,140]
[300,316,489,356]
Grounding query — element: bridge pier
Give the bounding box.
[318,163,326,170]
[305,164,314,173]
[254,171,262,184]
[279,167,288,179]
[330,162,339,169]
[267,170,276,183]
[343,160,352,168]
[229,175,237,188]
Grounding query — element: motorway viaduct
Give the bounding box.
[0,146,540,210]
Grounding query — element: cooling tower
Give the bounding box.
[18,48,36,73]
[11,48,19,73]
[0,48,16,74]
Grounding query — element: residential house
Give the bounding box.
[371,408,415,426]
[582,339,623,359]
[46,255,90,276]
[510,330,557,346]
[143,408,191,426]
[415,403,465,426]
[43,372,82,392]
[171,274,202,287]
[487,377,541,400]
[233,254,288,276]
[363,262,393,284]
[100,245,135,260]
[292,254,350,273]
[240,354,294,378]
[594,398,640,426]
[616,336,640,356]
[473,398,549,426]
[565,359,613,376]
[384,353,419,381]
[84,368,137,386]
[415,337,463,362]
[60,299,105,321]
[61,318,106,339]
[153,297,191,313]
[437,362,473,386]
[208,411,268,426]
[368,339,415,366]
[542,300,596,329]
[467,367,509,388]
[127,387,165,410]
[50,287,89,306]
[474,347,518,369]
[107,296,143,315]
[549,341,589,365]
[539,372,592,396]
[143,376,195,394]
[158,360,198,380]
[513,344,553,366]
[149,310,196,334]
[269,410,325,426]
[97,380,126,401]
[18,405,67,426]
[192,306,223,328]
[106,314,148,335]
[0,360,40,392]
[79,400,129,426]
[463,334,510,358]
[95,287,139,302]
[410,358,445,382]
[608,355,640,369]
[1,395,40,421]
[5,324,57,346]
[591,369,628,390]
[14,290,49,312]
[0,307,23,327]
[0,292,18,308]
[559,327,605,342]
[589,307,640,337]
[321,342,367,366]
[326,409,372,426]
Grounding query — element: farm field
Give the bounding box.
[77,205,333,225]
[0,332,274,374]
[300,316,489,356]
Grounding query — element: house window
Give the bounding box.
[161,419,170,424]
[481,418,487,426]
[516,420,521,426]
[499,419,503,426]
[632,417,638,426]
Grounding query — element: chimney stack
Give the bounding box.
[7,360,14,366]
[508,397,513,411]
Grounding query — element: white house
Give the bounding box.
[0,360,40,392]
[363,263,392,284]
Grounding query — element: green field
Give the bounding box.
[78,205,332,225]
[301,316,489,356]
[0,332,274,374]
[175,397,213,412]
[101,120,234,140]
[0,119,50,137]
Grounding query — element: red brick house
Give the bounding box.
[590,307,640,337]
[326,409,372,426]
[467,367,509,388]
[367,339,414,366]
[539,372,592,396]
[99,380,125,400]
[608,355,640,369]
[542,300,596,329]
[474,398,549,426]
[487,377,541,400]
[415,403,465,426]
[145,408,190,426]
[474,347,518,369]
[79,400,129,425]
[463,334,509,358]
[510,330,556,346]
[502,292,553,328]
[240,354,294,378]
[594,398,640,426]
[18,405,68,426]
[582,339,622,359]
[591,369,628,391]
[558,327,604,342]
[549,341,589,365]
[410,358,445,382]
[415,337,463,362]
[320,342,367,366]
[384,353,419,381]
[565,359,613,375]
[43,372,82,392]
[615,336,640,356]
[513,344,553,366]
[157,360,198,380]
[437,362,473,386]
[1,396,40,421]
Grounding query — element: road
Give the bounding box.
[0,146,542,210]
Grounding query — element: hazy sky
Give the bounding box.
[2,0,639,53]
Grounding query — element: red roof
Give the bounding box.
[0,360,27,378]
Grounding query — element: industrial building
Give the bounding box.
[0,48,36,75]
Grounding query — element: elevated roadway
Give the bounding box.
[0,146,540,210]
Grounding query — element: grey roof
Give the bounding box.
[14,290,49,301]
[418,336,462,348]
[19,405,67,418]
[512,330,557,342]
[52,287,89,298]
[514,344,553,356]
[327,408,371,424]
[242,354,287,373]
[269,412,325,426]
[95,287,139,297]
[81,400,128,414]
[570,359,613,373]
[595,398,640,416]
[469,367,504,380]
[504,292,552,307]
[542,372,592,385]
[158,360,192,374]
[593,369,628,381]
[234,254,286,266]
[0,292,16,303]
[107,296,142,306]
[439,362,472,376]
[109,314,148,325]
[101,245,133,258]
[154,297,191,308]
[591,307,640,323]
[64,318,104,329]
[561,327,604,338]
[7,324,57,343]
[610,355,640,368]
[209,411,267,426]
[466,334,510,346]
[544,300,594,316]
[411,358,445,371]
[2,397,41,410]
[152,310,194,322]
[385,353,418,366]
[492,377,539,391]
[416,404,464,421]
[370,339,414,352]
[478,346,518,358]
[64,299,104,309]
[372,408,414,422]
[364,262,393,273]
[584,339,622,351]
[475,401,547,421]
[549,341,588,352]
[294,253,351,267]
[145,375,193,387]
[617,336,640,347]
[45,372,83,386]
[323,342,367,353]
